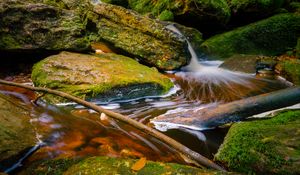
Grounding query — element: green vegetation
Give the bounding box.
[26,156,228,175]
[277,59,300,85]
[31,52,174,103]
[201,13,300,59]
[215,110,300,174]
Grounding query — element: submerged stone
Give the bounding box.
[215,110,300,174]
[201,13,300,59]
[0,93,37,171]
[0,0,90,52]
[26,156,229,175]
[31,52,174,103]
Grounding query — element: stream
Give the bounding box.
[0,25,291,174]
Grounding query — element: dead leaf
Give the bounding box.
[131,157,147,171]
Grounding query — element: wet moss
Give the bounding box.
[215,110,300,174]
[201,13,300,59]
[276,59,300,85]
[31,52,174,103]
[26,156,229,175]
[159,10,174,21]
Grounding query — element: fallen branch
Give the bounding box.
[153,86,300,128]
[0,79,225,171]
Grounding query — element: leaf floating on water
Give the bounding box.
[131,157,147,171]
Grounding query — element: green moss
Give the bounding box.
[215,110,300,174]
[31,52,174,103]
[26,156,228,175]
[0,34,21,49]
[158,10,174,21]
[201,13,300,59]
[277,59,300,85]
[296,38,300,59]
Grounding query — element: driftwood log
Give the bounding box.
[0,79,225,171]
[153,86,300,129]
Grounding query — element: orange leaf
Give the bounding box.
[131,157,147,171]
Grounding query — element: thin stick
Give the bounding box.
[0,79,226,171]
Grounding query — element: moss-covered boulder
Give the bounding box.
[276,58,300,85]
[25,156,229,175]
[215,110,300,174]
[0,0,90,52]
[200,13,300,59]
[0,93,37,171]
[31,51,173,103]
[228,0,287,21]
[89,3,190,70]
[127,0,231,27]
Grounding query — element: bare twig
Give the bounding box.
[0,79,226,171]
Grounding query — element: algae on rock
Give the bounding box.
[26,156,229,175]
[215,110,300,174]
[31,51,174,103]
[201,13,300,59]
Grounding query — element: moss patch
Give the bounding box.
[26,156,229,175]
[31,52,173,103]
[276,58,300,85]
[200,13,300,59]
[215,110,300,174]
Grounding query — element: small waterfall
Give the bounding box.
[166,24,282,103]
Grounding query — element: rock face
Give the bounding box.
[127,0,231,28]
[201,13,300,59]
[0,0,90,52]
[31,52,174,103]
[215,110,300,174]
[26,156,228,175]
[0,0,190,70]
[0,93,37,171]
[89,3,190,70]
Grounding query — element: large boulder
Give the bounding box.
[200,13,300,59]
[31,52,174,103]
[0,93,38,171]
[25,156,229,175]
[0,0,90,52]
[89,3,190,70]
[0,0,190,70]
[215,110,300,174]
[127,0,231,30]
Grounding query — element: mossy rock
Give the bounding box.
[228,0,287,21]
[201,13,300,59]
[25,156,230,175]
[276,58,300,85]
[0,0,90,52]
[0,93,37,171]
[215,110,300,174]
[219,54,258,73]
[128,0,230,27]
[31,51,174,103]
[90,3,190,70]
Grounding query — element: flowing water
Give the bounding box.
[0,26,291,173]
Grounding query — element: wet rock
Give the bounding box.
[89,3,190,70]
[215,110,300,174]
[0,93,37,171]
[228,0,287,22]
[31,51,174,103]
[276,58,300,85]
[25,156,230,175]
[200,13,300,59]
[127,0,231,28]
[0,0,90,52]
[219,55,257,74]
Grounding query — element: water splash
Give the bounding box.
[166,24,283,102]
